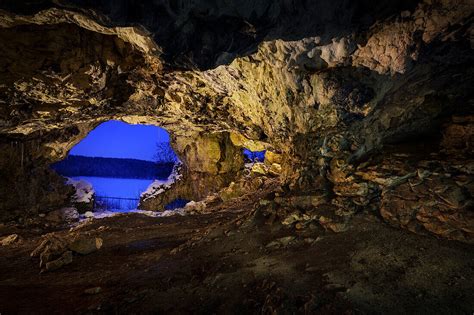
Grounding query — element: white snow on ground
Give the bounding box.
[141,162,183,201]
[66,178,94,203]
[71,163,189,222]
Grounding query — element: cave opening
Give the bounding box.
[51,120,179,214]
[243,148,266,163]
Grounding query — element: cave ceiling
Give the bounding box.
[0,0,472,158]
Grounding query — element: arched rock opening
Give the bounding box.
[0,115,251,219]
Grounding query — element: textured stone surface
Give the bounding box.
[0,234,19,246]
[68,237,103,255]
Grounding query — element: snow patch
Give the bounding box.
[66,178,94,203]
[141,162,183,201]
[78,208,185,220]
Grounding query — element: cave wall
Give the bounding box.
[140,131,245,211]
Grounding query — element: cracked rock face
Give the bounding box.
[0,0,473,242]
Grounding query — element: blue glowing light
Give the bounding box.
[243,149,266,162]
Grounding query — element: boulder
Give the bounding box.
[230,132,268,152]
[31,233,103,272]
[268,163,282,176]
[84,211,94,218]
[45,207,80,224]
[68,237,103,255]
[266,236,297,249]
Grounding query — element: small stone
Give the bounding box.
[69,237,103,255]
[31,239,49,257]
[266,236,297,249]
[251,163,268,175]
[1,234,19,246]
[84,211,94,218]
[264,151,283,165]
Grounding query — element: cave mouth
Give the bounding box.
[243,149,266,163]
[51,120,179,213]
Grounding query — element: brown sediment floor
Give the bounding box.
[0,196,473,314]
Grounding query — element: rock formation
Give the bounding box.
[0,0,472,243]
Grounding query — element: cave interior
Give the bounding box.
[0,0,473,313]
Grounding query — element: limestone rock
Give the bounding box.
[318,216,349,233]
[45,207,79,224]
[173,132,243,175]
[68,237,103,255]
[264,151,283,166]
[275,192,328,209]
[1,234,20,246]
[251,163,268,176]
[268,163,282,176]
[32,234,69,269]
[230,132,268,152]
[353,154,474,243]
[45,251,73,272]
[266,236,297,249]
[84,211,94,218]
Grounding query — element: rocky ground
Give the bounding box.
[1,187,473,314]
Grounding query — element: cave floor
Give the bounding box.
[1,199,473,314]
